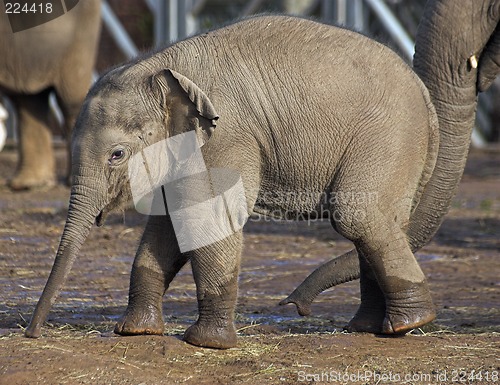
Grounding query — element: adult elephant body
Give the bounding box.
[25,15,439,348]
[281,0,500,320]
[0,0,101,189]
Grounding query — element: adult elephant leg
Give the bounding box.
[183,231,242,349]
[344,255,385,333]
[115,215,189,336]
[55,87,89,185]
[56,98,81,185]
[9,91,55,190]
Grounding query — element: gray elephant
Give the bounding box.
[0,0,101,189]
[25,15,440,348]
[280,0,500,326]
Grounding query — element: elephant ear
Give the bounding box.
[152,69,219,145]
[477,27,500,92]
[168,69,219,122]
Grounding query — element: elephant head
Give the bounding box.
[25,65,219,337]
[281,0,500,314]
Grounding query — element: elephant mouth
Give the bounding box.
[95,210,107,227]
[95,186,134,227]
[95,203,113,227]
[95,191,132,227]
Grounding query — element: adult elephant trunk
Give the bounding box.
[407,0,484,248]
[282,0,500,314]
[279,249,359,316]
[25,172,104,337]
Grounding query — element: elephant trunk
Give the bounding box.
[25,175,103,338]
[279,249,359,316]
[408,0,479,249]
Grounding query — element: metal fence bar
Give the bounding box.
[1,0,491,148]
[155,0,169,44]
[363,0,414,61]
[348,0,364,31]
[178,0,188,40]
[101,0,138,59]
[167,0,179,43]
[145,0,157,13]
[335,0,347,25]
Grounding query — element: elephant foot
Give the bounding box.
[382,306,436,334]
[114,305,164,336]
[345,304,385,333]
[183,320,237,349]
[9,173,56,191]
[381,280,436,335]
[345,269,386,333]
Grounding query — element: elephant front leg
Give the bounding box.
[115,216,188,336]
[183,232,242,349]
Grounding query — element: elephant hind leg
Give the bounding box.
[333,199,435,335]
[183,232,242,349]
[344,255,386,333]
[54,93,84,185]
[9,91,56,190]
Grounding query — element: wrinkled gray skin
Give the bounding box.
[281,0,500,326]
[25,15,440,348]
[0,0,101,189]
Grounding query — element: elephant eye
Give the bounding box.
[108,149,125,165]
[112,150,124,160]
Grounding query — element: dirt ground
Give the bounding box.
[0,145,498,385]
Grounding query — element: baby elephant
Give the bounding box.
[26,15,438,348]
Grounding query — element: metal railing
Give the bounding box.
[1,0,495,147]
[102,1,138,58]
[132,0,492,146]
